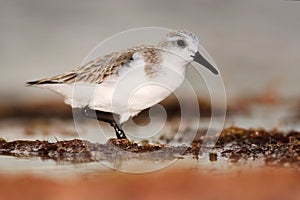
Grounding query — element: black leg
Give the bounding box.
[110,121,127,139]
[82,106,127,139]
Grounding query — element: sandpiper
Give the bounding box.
[27,30,219,139]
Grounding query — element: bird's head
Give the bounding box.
[160,30,219,75]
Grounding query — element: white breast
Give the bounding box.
[89,58,187,122]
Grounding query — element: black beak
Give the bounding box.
[192,51,219,75]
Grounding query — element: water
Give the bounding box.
[0,100,299,175]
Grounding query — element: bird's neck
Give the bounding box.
[161,52,188,77]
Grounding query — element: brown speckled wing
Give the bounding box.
[27,45,162,85]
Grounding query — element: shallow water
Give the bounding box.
[0,100,299,175]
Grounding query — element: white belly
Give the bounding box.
[89,64,186,118]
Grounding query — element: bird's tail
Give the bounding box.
[26,79,61,86]
[26,72,77,86]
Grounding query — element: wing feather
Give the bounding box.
[26,46,152,86]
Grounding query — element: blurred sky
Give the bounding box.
[0,0,300,102]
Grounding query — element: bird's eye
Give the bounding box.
[177,39,186,47]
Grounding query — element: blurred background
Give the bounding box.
[1,2,300,198]
[0,0,299,104]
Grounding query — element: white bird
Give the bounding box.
[27,30,219,139]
